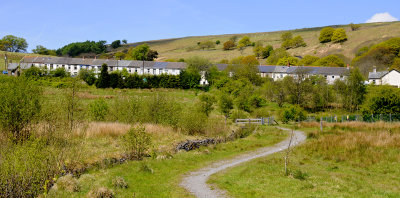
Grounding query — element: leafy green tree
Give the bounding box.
[114,51,126,60]
[146,49,158,61]
[199,40,215,50]
[277,57,299,66]
[111,40,121,49]
[185,56,212,73]
[128,44,149,60]
[0,77,41,142]
[261,45,273,59]
[32,45,57,55]
[331,28,347,43]
[237,43,246,54]
[218,94,234,123]
[197,93,216,116]
[215,40,221,45]
[291,36,307,48]
[223,40,235,50]
[281,104,307,123]
[229,35,238,43]
[281,32,293,42]
[0,35,28,52]
[350,23,361,31]
[238,36,251,46]
[122,39,128,44]
[281,39,293,49]
[319,27,335,43]
[78,69,96,85]
[299,55,319,66]
[336,68,366,112]
[58,40,107,56]
[253,45,264,59]
[22,66,45,78]
[266,48,290,65]
[361,86,400,114]
[95,64,110,88]
[313,55,345,67]
[50,67,69,77]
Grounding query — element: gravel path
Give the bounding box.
[180,127,307,198]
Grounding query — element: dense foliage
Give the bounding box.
[0,35,28,52]
[57,40,107,57]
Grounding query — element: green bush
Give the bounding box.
[0,138,62,197]
[179,108,207,135]
[331,28,347,43]
[281,105,307,123]
[361,86,400,115]
[319,27,335,43]
[89,98,109,121]
[123,125,152,159]
[0,76,41,142]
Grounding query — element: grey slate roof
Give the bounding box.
[369,71,389,79]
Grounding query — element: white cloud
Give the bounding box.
[366,12,398,23]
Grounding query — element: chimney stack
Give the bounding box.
[373,66,377,73]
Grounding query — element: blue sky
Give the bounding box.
[0,0,398,52]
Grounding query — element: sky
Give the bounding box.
[0,0,399,52]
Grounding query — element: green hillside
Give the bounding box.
[122,22,400,64]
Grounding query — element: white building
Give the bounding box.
[368,68,400,88]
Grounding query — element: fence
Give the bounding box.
[305,114,400,123]
[235,117,276,125]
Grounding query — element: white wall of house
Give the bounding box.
[381,70,400,87]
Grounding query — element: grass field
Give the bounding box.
[209,122,400,197]
[117,21,400,63]
[48,126,287,197]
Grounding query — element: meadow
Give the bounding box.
[209,122,400,197]
[123,22,400,63]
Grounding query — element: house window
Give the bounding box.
[332,76,334,79]
[373,80,376,83]
[62,65,65,68]
[74,66,77,70]
[340,75,343,78]
[135,68,138,73]
[280,74,283,78]
[129,68,131,73]
[147,69,150,73]
[324,75,327,78]
[97,66,101,70]
[50,64,53,70]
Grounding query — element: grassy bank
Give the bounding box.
[48,126,287,197]
[209,122,400,197]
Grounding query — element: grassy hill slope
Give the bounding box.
[123,22,400,63]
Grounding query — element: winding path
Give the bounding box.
[180,127,307,198]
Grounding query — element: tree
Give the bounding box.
[146,49,158,61]
[253,45,264,59]
[237,43,246,54]
[350,23,361,31]
[238,36,251,47]
[319,27,335,43]
[299,55,319,66]
[126,44,157,61]
[122,39,128,44]
[331,28,347,43]
[337,68,366,112]
[218,94,234,124]
[114,51,126,60]
[281,32,293,42]
[0,35,28,52]
[111,40,121,49]
[266,48,290,65]
[199,40,215,50]
[78,69,96,85]
[0,77,41,142]
[95,64,110,88]
[58,40,107,56]
[277,57,300,66]
[123,125,152,159]
[281,39,293,49]
[361,86,400,114]
[291,36,307,48]
[32,45,56,55]
[261,45,273,59]
[313,55,345,67]
[197,93,216,116]
[223,40,235,50]
[215,40,221,45]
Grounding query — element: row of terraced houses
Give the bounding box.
[7,56,400,87]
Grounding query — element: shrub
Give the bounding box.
[281,105,307,123]
[229,109,250,121]
[292,170,309,180]
[56,174,80,192]
[0,77,41,142]
[197,93,216,116]
[361,86,400,115]
[88,187,114,198]
[313,55,345,67]
[123,125,152,159]
[223,40,235,50]
[179,108,207,135]
[0,138,62,197]
[112,176,128,188]
[319,27,335,43]
[89,98,109,121]
[249,95,266,108]
[111,40,121,49]
[331,28,347,43]
[350,23,361,31]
